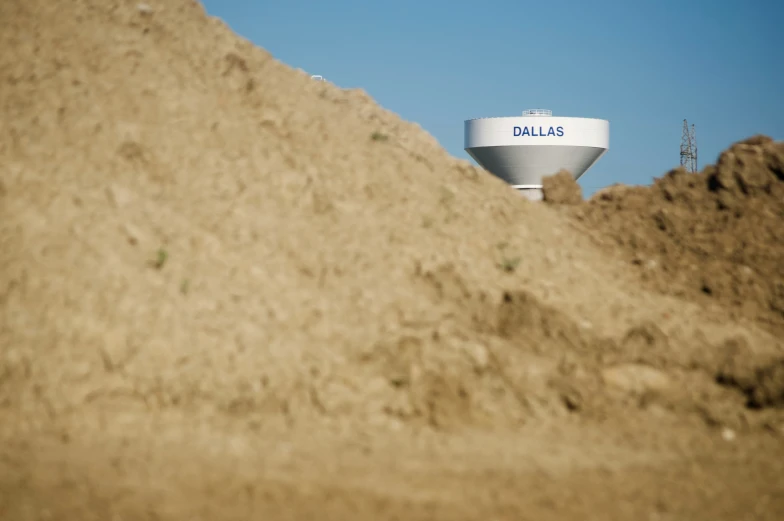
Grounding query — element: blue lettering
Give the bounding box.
[513,125,566,137]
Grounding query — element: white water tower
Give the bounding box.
[464,109,609,200]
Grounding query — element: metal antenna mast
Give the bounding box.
[680,119,698,173]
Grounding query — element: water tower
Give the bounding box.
[464,109,610,200]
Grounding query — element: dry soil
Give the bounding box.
[1,1,783,520]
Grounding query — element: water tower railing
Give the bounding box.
[522,109,552,116]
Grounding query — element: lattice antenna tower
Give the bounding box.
[680,119,698,173]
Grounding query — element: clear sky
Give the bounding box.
[200,0,783,196]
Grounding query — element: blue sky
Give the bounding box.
[200,0,783,196]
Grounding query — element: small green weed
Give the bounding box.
[498,256,521,273]
[153,248,168,270]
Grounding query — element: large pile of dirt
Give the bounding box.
[562,136,784,339]
[1,1,783,520]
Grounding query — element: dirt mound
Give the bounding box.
[542,170,583,205]
[1,1,784,519]
[570,136,784,338]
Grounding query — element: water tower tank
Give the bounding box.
[464,109,609,200]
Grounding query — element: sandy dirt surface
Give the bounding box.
[1,1,783,520]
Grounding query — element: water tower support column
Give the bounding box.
[512,185,544,201]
